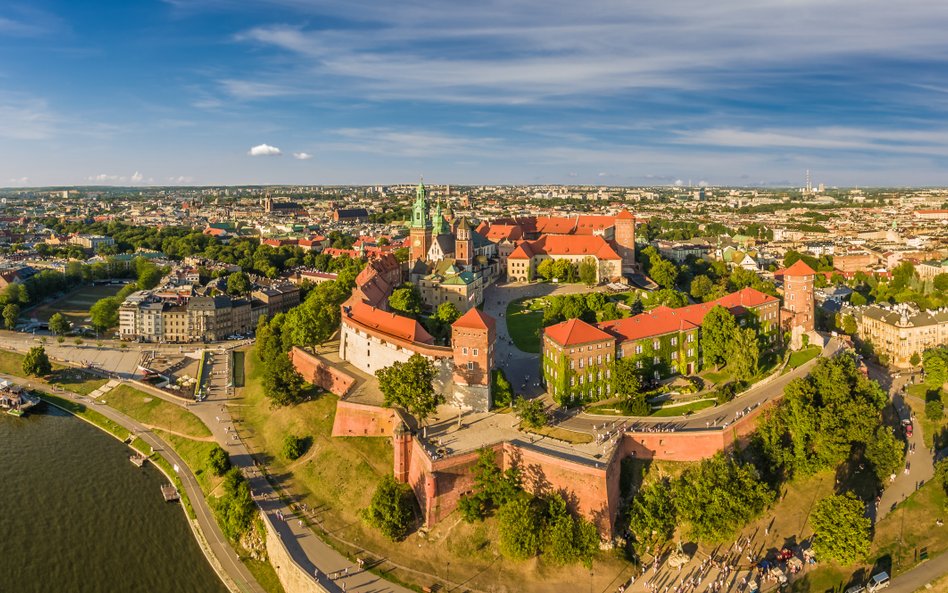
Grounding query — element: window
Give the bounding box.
[654,356,660,364]
[670,337,677,346]
[671,351,678,360]
[687,333,695,343]
[597,355,602,364]
[635,344,643,354]
[653,340,660,350]
[462,347,468,355]
[467,361,474,370]
[473,348,479,356]
[579,359,584,368]
[687,348,694,357]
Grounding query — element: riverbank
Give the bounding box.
[0,371,265,593]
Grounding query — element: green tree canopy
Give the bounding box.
[388,285,422,316]
[89,297,120,332]
[628,479,677,551]
[48,312,71,336]
[362,475,416,541]
[376,354,442,424]
[225,271,252,295]
[701,306,738,369]
[578,257,598,285]
[2,302,20,330]
[22,346,52,377]
[810,492,871,565]
[207,445,231,476]
[730,327,760,381]
[690,275,714,301]
[497,494,542,560]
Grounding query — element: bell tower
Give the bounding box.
[455,217,473,267]
[410,181,432,261]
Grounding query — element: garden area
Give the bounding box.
[786,345,821,371]
[102,384,212,439]
[505,297,545,353]
[27,283,123,326]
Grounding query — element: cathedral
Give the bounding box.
[408,182,499,313]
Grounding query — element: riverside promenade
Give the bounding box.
[0,371,266,593]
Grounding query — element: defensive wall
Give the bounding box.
[261,512,328,593]
[329,393,777,539]
[288,347,356,397]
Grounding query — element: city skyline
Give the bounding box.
[3,0,948,187]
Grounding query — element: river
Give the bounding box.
[0,405,229,593]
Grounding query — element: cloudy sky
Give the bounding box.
[3,0,948,187]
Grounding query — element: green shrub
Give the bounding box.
[281,434,310,461]
[207,444,231,476]
[925,399,944,421]
[361,475,415,541]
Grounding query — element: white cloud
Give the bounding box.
[88,173,122,182]
[292,152,313,160]
[168,176,194,184]
[248,143,282,156]
[8,176,29,185]
[130,171,144,183]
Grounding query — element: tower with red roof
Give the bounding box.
[778,259,816,333]
[451,307,497,411]
[614,210,636,274]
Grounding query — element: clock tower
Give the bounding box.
[410,181,432,261]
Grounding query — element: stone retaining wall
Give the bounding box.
[262,513,328,593]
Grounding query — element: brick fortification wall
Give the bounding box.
[289,347,355,397]
[331,400,399,437]
[399,438,613,535]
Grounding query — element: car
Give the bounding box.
[902,419,913,438]
[844,585,865,593]
[868,572,890,592]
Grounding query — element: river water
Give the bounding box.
[0,406,228,593]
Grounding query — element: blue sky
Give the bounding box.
[3,0,948,187]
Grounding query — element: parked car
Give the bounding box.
[902,419,913,438]
[868,572,890,592]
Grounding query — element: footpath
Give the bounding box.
[0,372,265,593]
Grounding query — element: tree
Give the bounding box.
[261,351,306,406]
[207,445,231,476]
[281,434,309,460]
[864,426,905,482]
[578,257,598,285]
[673,453,774,543]
[212,468,256,541]
[2,303,19,330]
[628,479,677,551]
[841,314,857,335]
[810,492,871,564]
[497,495,542,560]
[934,273,948,292]
[458,448,522,522]
[226,271,252,295]
[89,297,120,332]
[924,348,948,389]
[650,259,679,289]
[434,301,461,325]
[362,475,415,541]
[543,492,599,567]
[730,327,760,381]
[513,396,547,429]
[850,292,867,306]
[388,285,422,316]
[22,346,52,377]
[376,354,442,425]
[926,399,944,421]
[536,258,556,281]
[701,306,738,369]
[690,275,714,301]
[910,352,921,367]
[48,312,71,336]
[492,369,514,408]
[613,357,649,415]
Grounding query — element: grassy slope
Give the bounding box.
[104,384,212,438]
[0,349,107,395]
[787,345,821,370]
[235,350,635,593]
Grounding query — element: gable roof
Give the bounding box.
[346,300,434,344]
[545,318,615,347]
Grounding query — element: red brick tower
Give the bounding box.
[780,259,816,332]
[614,210,636,274]
[392,421,412,483]
[455,217,474,267]
[451,308,496,411]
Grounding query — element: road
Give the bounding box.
[0,372,266,593]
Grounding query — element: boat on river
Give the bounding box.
[0,380,41,417]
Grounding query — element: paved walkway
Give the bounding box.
[0,372,266,593]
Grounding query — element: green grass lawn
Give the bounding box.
[700,368,731,384]
[232,350,246,388]
[505,297,545,353]
[786,345,821,370]
[103,384,212,438]
[155,429,224,494]
[27,283,123,326]
[649,398,716,417]
[0,348,107,395]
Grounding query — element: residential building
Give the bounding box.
[855,303,948,367]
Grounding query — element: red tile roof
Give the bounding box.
[599,288,778,343]
[777,259,817,277]
[346,300,434,344]
[545,318,616,347]
[615,210,635,220]
[452,308,497,331]
[508,242,534,260]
